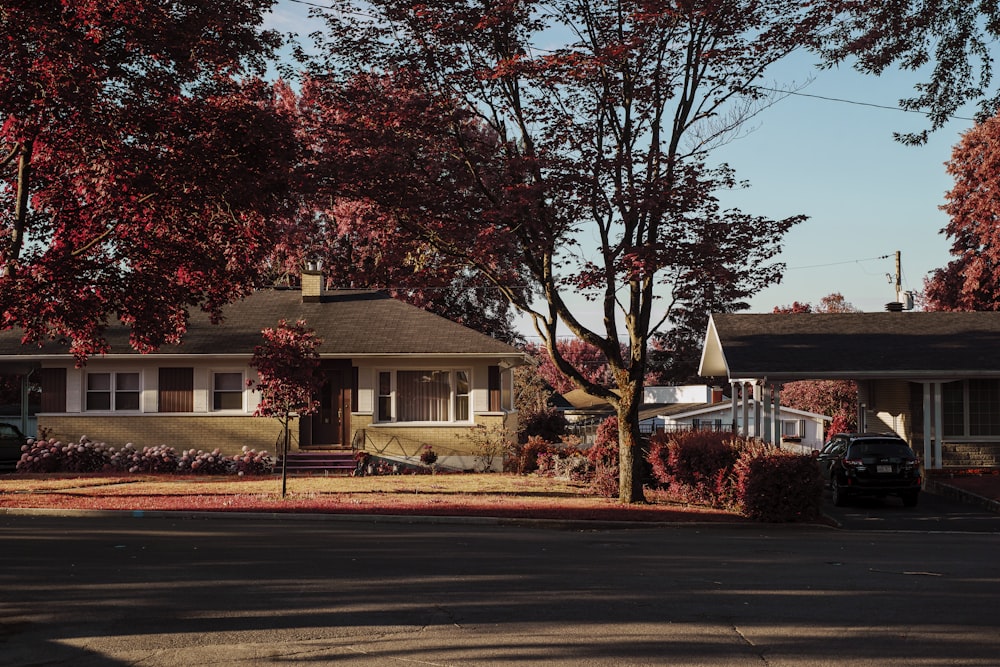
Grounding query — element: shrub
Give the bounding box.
[110,443,179,473]
[177,448,230,475]
[230,447,274,476]
[646,431,746,506]
[519,407,568,443]
[419,445,438,466]
[731,447,823,522]
[507,435,553,474]
[462,423,513,472]
[17,436,112,473]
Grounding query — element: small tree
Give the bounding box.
[248,319,323,497]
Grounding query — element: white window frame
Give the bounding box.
[211,371,245,412]
[375,368,474,424]
[85,371,141,412]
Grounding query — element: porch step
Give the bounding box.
[276,450,356,475]
[941,443,1000,469]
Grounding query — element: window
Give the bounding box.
[456,371,470,421]
[942,379,1000,438]
[213,372,244,411]
[781,419,806,438]
[376,369,472,423]
[378,371,392,421]
[488,365,513,412]
[86,372,140,411]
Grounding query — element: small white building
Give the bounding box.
[659,401,830,452]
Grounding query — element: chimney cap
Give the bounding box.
[304,259,322,272]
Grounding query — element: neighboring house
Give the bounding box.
[699,311,1000,469]
[659,401,830,453]
[0,270,525,470]
[558,385,728,444]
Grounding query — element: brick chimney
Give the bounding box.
[301,260,326,302]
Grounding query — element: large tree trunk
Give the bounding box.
[617,388,645,504]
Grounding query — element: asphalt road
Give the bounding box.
[3,508,1000,666]
[822,486,1000,532]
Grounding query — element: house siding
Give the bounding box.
[38,415,286,454]
[862,380,913,441]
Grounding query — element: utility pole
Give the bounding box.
[895,250,902,303]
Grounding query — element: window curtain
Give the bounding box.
[398,371,450,422]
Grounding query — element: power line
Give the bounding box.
[784,254,892,271]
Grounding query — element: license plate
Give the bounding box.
[877,465,893,473]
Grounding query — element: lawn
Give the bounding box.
[0,472,748,524]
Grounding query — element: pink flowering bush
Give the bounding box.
[17,437,273,476]
[109,443,179,473]
[177,448,229,475]
[17,436,113,473]
[230,446,274,476]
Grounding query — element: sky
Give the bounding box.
[265,1,973,329]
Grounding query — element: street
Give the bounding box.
[2,509,1000,666]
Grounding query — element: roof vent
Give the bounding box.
[885,301,904,312]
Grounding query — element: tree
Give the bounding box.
[524,341,613,395]
[270,80,528,344]
[0,0,293,359]
[248,319,323,497]
[924,113,1000,311]
[305,1,810,503]
[815,2,1000,145]
[773,293,858,435]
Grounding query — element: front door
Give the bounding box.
[309,361,352,447]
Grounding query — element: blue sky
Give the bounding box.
[266,2,972,326]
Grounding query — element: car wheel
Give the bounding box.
[832,480,849,507]
[902,491,920,508]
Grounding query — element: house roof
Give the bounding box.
[0,288,524,360]
[660,400,830,423]
[700,312,1000,381]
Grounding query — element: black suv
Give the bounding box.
[0,422,27,473]
[817,433,922,507]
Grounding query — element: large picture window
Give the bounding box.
[86,372,140,411]
[377,369,472,423]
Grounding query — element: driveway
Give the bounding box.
[822,486,1000,532]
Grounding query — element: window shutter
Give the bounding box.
[158,368,194,413]
[488,365,501,412]
[39,368,66,413]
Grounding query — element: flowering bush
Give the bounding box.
[17,437,112,473]
[17,437,273,476]
[177,448,230,475]
[109,443,179,473]
[419,445,438,466]
[230,447,274,476]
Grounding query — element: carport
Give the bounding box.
[698,311,1000,469]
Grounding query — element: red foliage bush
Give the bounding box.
[508,435,554,474]
[646,431,745,505]
[731,447,823,522]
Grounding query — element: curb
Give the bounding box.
[0,506,832,531]
[926,479,1000,514]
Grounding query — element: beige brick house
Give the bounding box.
[0,272,525,470]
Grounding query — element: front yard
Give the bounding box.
[0,473,747,523]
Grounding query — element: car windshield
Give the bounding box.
[849,441,913,459]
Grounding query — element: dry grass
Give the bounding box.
[0,472,747,523]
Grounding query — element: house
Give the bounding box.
[698,311,1000,469]
[0,270,526,470]
[558,385,730,444]
[658,401,830,453]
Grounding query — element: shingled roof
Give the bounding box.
[700,312,1000,381]
[0,289,524,359]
